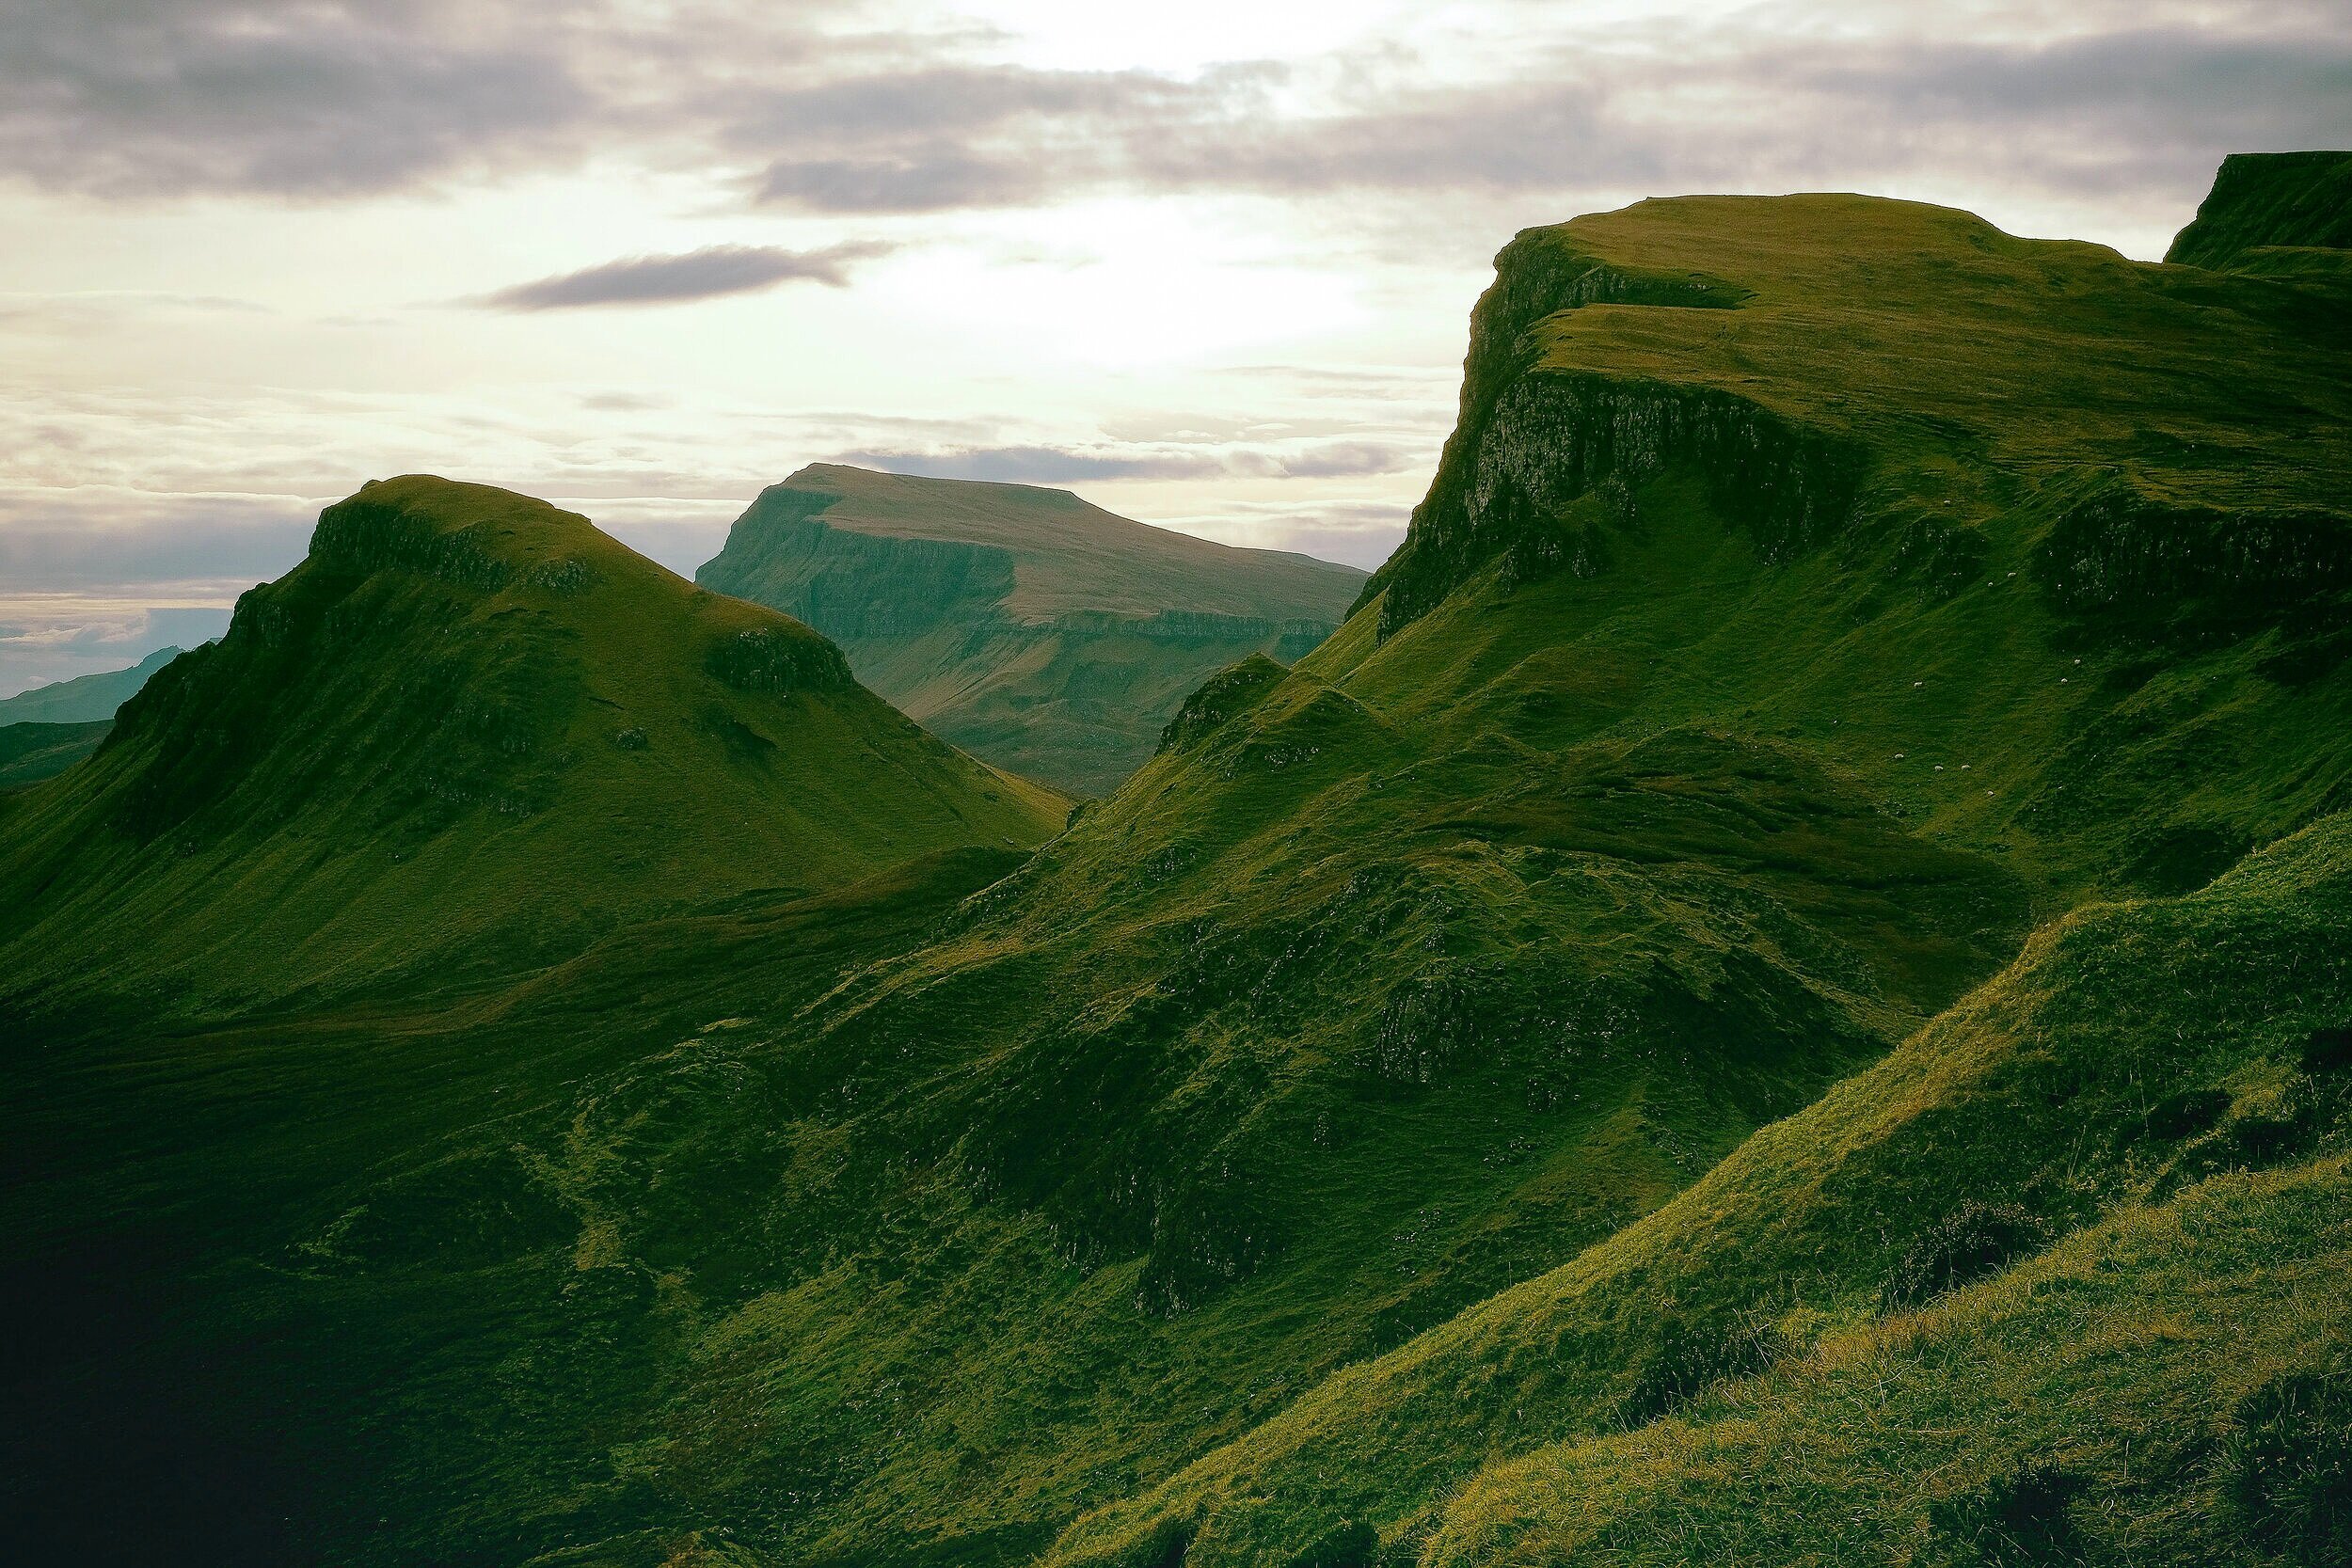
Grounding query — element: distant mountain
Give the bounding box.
[2166,149,2352,270]
[0,475,1064,1013]
[697,465,1369,795]
[0,643,181,725]
[0,721,111,790]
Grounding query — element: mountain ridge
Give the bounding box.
[6,161,2351,1568]
[0,643,182,725]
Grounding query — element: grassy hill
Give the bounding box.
[0,719,111,790]
[697,465,1367,795]
[1049,810,2352,1568]
[0,476,1064,1013]
[0,643,182,725]
[7,166,2351,1566]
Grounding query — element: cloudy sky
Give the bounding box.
[3,0,2346,694]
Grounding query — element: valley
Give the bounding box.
[3,153,2349,1567]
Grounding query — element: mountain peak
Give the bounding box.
[0,477,1062,1009]
[309,474,632,588]
[1359,187,2352,637]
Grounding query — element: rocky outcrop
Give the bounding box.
[705,625,854,694]
[703,508,1016,639]
[309,489,519,593]
[1156,654,1287,752]
[1357,229,1856,637]
[2033,480,2352,627]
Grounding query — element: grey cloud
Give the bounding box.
[0,0,591,197]
[1784,31,2352,188]
[577,389,678,412]
[737,23,2352,216]
[739,62,1274,212]
[6,1,2347,223]
[1189,499,1410,571]
[476,242,895,309]
[756,153,1048,214]
[1273,442,1419,479]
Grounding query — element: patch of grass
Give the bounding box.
[1881,1199,2047,1308]
[2219,1350,2352,1565]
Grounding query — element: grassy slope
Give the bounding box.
[8,185,2350,1567]
[697,465,1368,794]
[52,194,2335,1566]
[1048,813,2352,1568]
[0,847,1031,1563]
[0,476,1063,1012]
[0,719,109,790]
[624,198,2343,1564]
[1021,192,2352,1568]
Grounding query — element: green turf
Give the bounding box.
[1047,811,2352,1568]
[5,165,2351,1567]
[698,465,1367,796]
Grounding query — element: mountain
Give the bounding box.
[0,643,182,725]
[8,164,2352,1567]
[0,475,1064,1013]
[696,465,1368,795]
[0,720,112,790]
[1032,182,2352,1568]
[2166,150,2352,271]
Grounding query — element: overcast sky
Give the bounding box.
[2,0,2345,694]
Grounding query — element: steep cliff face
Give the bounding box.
[1363,192,2352,649]
[698,466,1368,795]
[2166,150,2352,270]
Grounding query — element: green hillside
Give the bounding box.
[0,643,182,725]
[0,719,110,790]
[0,475,1064,1013]
[697,465,1368,795]
[1052,811,2352,1568]
[7,167,2352,1567]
